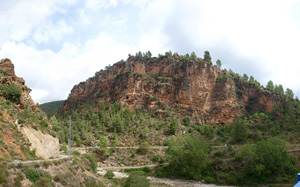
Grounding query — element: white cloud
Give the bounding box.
[33,20,73,44]
[86,0,117,10]
[1,0,300,103]
[0,0,78,45]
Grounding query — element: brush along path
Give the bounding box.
[7,154,69,165]
[97,168,233,187]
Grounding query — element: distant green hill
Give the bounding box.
[40,100,65,116]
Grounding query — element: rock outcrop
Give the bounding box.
[0,58,38,111]
[0,58,59,160]
[61,56,280,125]
[21,127,59,159]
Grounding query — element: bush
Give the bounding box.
[182,116,191,126]
[168,118,178,135]
[216,76,227,83]
[72,151,80,156]
[0,84,22,102]
[24,169,40,182]
[83,154,97,173]
[104,170,115,179]
[156,135,211,180]
[97,136,108,148]
[235,138,296,184]
[0,167,8,184]
[14,172,24,186]
[231,120,248,143]
[33,176,53,187]
[125,171,150,187]
[40,120,48,127]
[137,141,150,155]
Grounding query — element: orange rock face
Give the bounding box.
[0,58,41,159]
[0,58,38,111]
[61,57,279,125]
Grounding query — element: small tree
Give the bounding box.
[104,170,115,179]
[285,88,294,98]
[190,51,197,60]
[266,80,274,92]
[0,84,22,103]
[231,120,248,143]
[275,84,284,96]
[146,51,152,57]
[169,118,178,135]
[125,171,150,187]
[24,169,40,182]
[216,59,222,68]
[182,116,191,126]
[243,74,249,81]
[203,50,212,63]
[97,136,108,147]
[137,141,150,155]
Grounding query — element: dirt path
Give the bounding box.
[7,154,69,165]
[97,167,233,187]
[147,177,233,187]
[97,164,157,171]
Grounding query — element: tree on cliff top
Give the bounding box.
[216,59,222,68]
[266,80,274,92]
[203,50,212,63]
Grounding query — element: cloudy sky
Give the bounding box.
[1,0,300,104]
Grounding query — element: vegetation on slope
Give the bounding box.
[0,155,113,186]
[49,50,300,186]
[39,100,65,116]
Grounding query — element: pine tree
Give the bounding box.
[266,80,274,92]
[216,59,222,68]
[203,50,212,63]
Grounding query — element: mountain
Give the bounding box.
[0,58,59,161]
[61,54,281,125]
[40,100,64,116]
[54,52,300,186]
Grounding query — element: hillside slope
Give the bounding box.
[61,55,280,125]
[40,100,64,116]
[0,58,59,160]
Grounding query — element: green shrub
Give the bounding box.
[0,84,22,102]
[32,176,53,187]
[125,171,150,187]
[24,169,40,182]
[40,120,48,127]
[14,172,24,186]
[182,116,191,126]
[150,73,158,79]
[83,154,97,173]
[168,118,178,135]
[0,167,8,184]
[205,176,216,183]
[104,170,115,179]
[156,135,211,180]
[235,89,243,99]
[0,101,10,109]
[72,151,81,156]
[97,136,108,147]
[137,141,150,155]
[216,76,227,83]
[124,167,151,173]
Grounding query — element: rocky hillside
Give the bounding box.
[0,58,59,160]
[61,55,281,125]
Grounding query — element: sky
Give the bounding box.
[1,0,300,104]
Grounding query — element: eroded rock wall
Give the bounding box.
[21,127,59,159]
[62,57,279,125]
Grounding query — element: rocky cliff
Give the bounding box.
[0,58,38,111]
[0,58,59,160]
[61,56,280,125]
